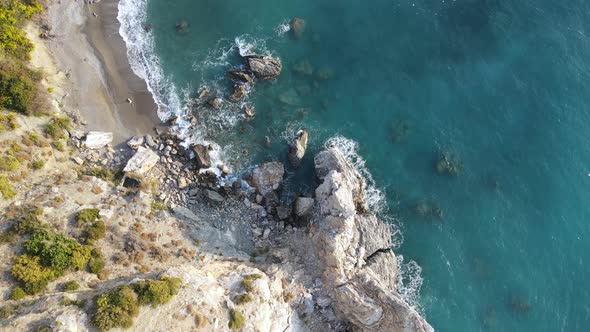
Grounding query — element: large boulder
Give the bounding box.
[294,196,314,217]
[192,144,212,169]
[227,69,254,83]
[251,162,285,195]
[230,83,249,102]
[312,147,433,332]
[123,147,159,180]
[288,129,308,168]
[246,55,282,80]
[84,131,113,149]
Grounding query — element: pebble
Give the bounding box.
[262,228,271,239]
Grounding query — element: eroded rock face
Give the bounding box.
[288,129,308,168]
[246,55,282,80]
[251,162,285,195]
[84,131,113,149]
[312,148,433,332]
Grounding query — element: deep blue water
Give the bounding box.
[122,0,590,330]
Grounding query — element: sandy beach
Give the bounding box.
[39,0,161,144]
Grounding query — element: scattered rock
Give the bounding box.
[192,144,212,169]
[227,69,254,83]
[243,105,256,120]
[251,162,285,195]
[84,131,113,149]
[127,136,144,149]
[294,196,314,217]
[198,87,210,99]
[178,177,188,189]
[288,129,308,168]
[229,84,249,102]
[145,134,157,148]
[262,228,271,239]
[206,190,224,203]
[72,157,85,165]
[123,147,159,180]
[276,206,292,220]
[208,98,223,109]
[290,17,306,39]
[245,55,282,80]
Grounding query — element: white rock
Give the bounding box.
[127,136,145,149]
[262,228,271,239]
[123,147,159,178]
[84,131,113,149]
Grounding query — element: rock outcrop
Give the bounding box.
[251,162,285,195]
[311,148,433,332]
[288,129,308,168]
[192,144,212,169]
[246,55,282,80]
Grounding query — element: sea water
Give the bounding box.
[119,0,590,330]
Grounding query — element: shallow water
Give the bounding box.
[121,0,590,330]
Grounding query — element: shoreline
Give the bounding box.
[42,0,162,145]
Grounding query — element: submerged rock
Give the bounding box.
[208,97,223,109]
[436,151,463,176]
[251,162,285,195]
[227,68,254,83]
[84,131,113,149]
[175,20,189,33]
[246,55,282,80]
[288,129,309,168]
[290,17,306,39]
[192,144,212,169]
[243,104,256,120]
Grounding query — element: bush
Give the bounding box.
[91,275,182,331]
[93,286,139,331]
[0,0,43,60]
[132,275,182,307]
[228,308,245,330]
[0,60,42,114]
[11,230,94,294]
[30,159,44,170]
[0,174,16,198]
[62,280,80,292]
[9,287,26,300]
[241,274,262,293]
[75,208,100,227]
[84,220,106,244]
[233,293,252,305]
[44,116,71,139]
[0,112,18,132]
[88,248,104,274]
[0,155,20,171]
[151,200,168,212]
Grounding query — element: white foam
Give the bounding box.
[324,135,387,213]
[235,34,269,57]
[275,20,291,37]
[396,255,425,314]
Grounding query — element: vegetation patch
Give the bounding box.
[9,286,26,300]
[0,60,43,114]
[62,280,80,292]
[44,116,71,139]
[91,275,182,331]
[151,200,168,212]
[233,293,252,305]
[0,174,16,198]
[76,208,106,244]
[0,112,18,131]
[241,273,262,293]
[228,308,245,330]
[0,154,20,171]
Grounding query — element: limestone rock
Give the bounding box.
[192,144,212,169]
[127,136,144,149]
[251,162,285,195]
[84,131,113,149]
[206,189,224,203]
[290,17,306,39]
[312,147,433,332]
[288,129,308,167]
[294,196,314,217]
[123,147,159,179]
[246,55,282,80]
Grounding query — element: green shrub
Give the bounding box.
[0,0,43,60]
[75,208,100,227]
[132,275,181,307]
[233,293,252,305]
[61,297,86,309]
[0,305,16,319]
[0,60,42,114]
[44,116,71,139]
[151,200,168,212]
[0,174,16,198]
[84,220,106,244]
[88,248,104,274]
[30,159,44,170]
[12,231,94,294]
[9,286,26,300]
[0,155,20,171]
[228,308,245,330]
[93,285,139,331]
[0,112,18,131]
[52,140,65,151]
[62,280,80,292]
[241,274,262,293]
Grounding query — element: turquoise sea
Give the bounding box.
[119,0,590,330]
